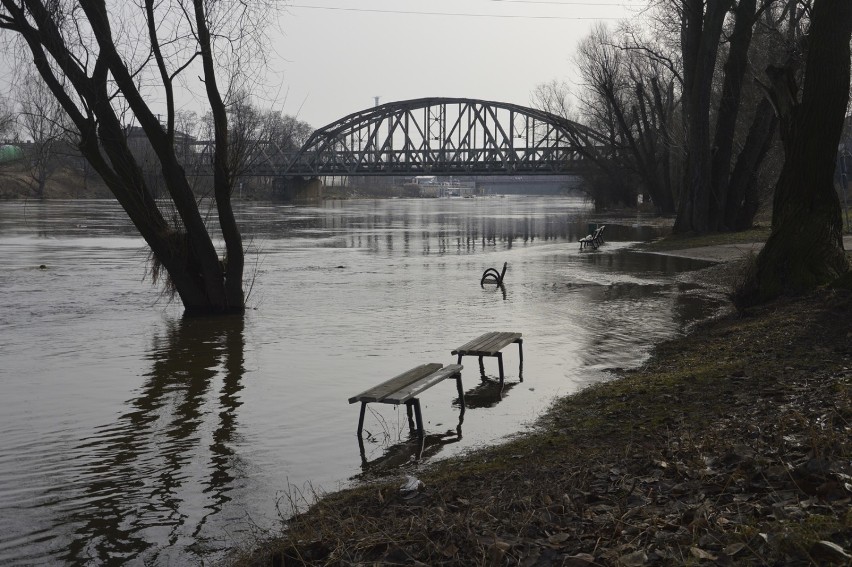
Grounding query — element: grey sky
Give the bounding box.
[269,1,647,128]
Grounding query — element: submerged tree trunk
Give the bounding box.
[751,0,851,301]
[0,0,248,315]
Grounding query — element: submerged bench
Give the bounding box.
[349,363,464,439]
[452,332,523,385]
[579,225,606,250]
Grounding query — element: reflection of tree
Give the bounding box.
[57,316,245,565]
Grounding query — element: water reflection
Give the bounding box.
[454,380,519,410]
[0,197,729,565]
[242,198,672,256]
[359,371,521,470]
[359,412,465,473]
[55,316,245,565]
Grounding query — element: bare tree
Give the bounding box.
[570,24,679,212]
[672,0,788,232]
[531,80,574,120]
[0,0,277,315]
[0,95,13,139]
[17,72,69,199]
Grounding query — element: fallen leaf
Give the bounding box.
[723,542,746,556]
[809,540,851,563]
[690,546,716,560]
[619,550,647,566]
[547,532,570,545]
[563,553,597,567]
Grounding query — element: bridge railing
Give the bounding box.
[279,148,589,176]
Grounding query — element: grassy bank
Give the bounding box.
[234,251,851,566]
[639,227,772,252]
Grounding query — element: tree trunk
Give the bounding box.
[752,0,851,301]
[709,0,757,230]
[724,98,777,230]
[675,0,733,233]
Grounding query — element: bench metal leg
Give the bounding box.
[357,402,368,460]
[406,401,416,432]
[478,356,485,379]
[456,353,463,365]
[517,339,524,382]
[357,402,367,437]
[411,398,424,438]
[497,352,505,385]
[455,373,466,411]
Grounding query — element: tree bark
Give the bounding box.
[709,0,757,230]
[752,0,851,301]
[724,97,778,230]
[675,0,733,233]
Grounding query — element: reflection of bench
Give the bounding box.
[349,363,464,440]
[452,332,523,385]
[579,225,606,250]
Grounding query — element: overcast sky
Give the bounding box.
[266,0,648,128]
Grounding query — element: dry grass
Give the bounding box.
[640,227,771,252]
[0,165,112,199]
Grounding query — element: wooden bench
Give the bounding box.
[451,332,523,385]
[349,363,464,440]
[579,225,606,250]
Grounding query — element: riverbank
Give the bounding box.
[234,241,851,566]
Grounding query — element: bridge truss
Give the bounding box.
[280,98,605,177]
[183,98,606,178]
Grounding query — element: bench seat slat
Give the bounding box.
[453,331,505,354]
[472,333,508,354]
[479,332,521,353]
[348,363,442,404]
[452,332,522,356]
[452,332,497,353]
[382,364,463,404]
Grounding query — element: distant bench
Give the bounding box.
[579,225,606,250]
[452,332,523,385]
[349,363,464,440]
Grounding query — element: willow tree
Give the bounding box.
[749,0,852,300]
[574,23,679,214]
[0,0,269,315]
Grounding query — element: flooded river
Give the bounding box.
[0,196,723,565]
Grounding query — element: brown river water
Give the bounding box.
[0,196,723,565]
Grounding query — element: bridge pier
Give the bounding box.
[274,176,323,202]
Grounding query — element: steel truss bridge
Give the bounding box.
[204,98,606,178]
